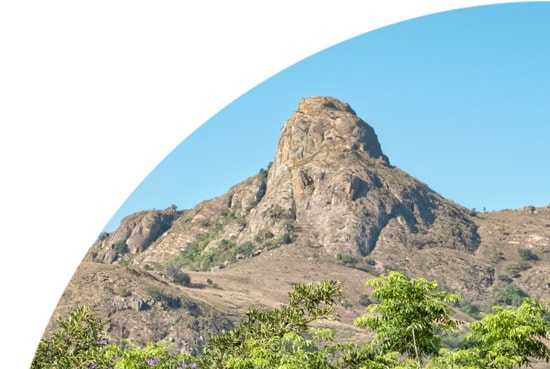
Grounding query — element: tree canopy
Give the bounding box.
[354,271,462,365]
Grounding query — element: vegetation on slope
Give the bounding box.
[32,271,550,369]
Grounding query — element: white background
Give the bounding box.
[0,1,529,367]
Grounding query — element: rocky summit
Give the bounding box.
[45,96,550,357]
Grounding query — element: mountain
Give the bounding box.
[43,96,550,356]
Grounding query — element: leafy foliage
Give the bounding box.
[431,298,550,368]
[31,305,113,369]
[464,298,550,368]
[354,271,462,365]
[199,280,344,368]
[111,341,197,369]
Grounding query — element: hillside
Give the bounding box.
[42,96,550,358]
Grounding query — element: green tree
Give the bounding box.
[354,271,462,365]
[430,297,550,368]
[199,280,344,368]
[31,305,114,369]
[463,297,549,368]
[31,305,196,369]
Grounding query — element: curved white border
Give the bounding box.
[0,1,532,367]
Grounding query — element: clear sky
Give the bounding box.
[104,2,550,232]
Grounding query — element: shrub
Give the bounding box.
[491,282,529,307]
[113,241,128,254]
[145,285,181,308]
[337,254,355,265]
[364,256,376,266]
[518,248,539,261]
[117,286,131,297]
[263,204,286,219]
[498,274,513,283]
[235,241,254,256]
[255,228,274,241]
[358,293,371,307]
[172,271,191,287]
[506,260,532,276]
[145,285,163,301]
[456,298,481,319]
[484,245,505,264]
[97,231,109,241]
[280,232,292,245]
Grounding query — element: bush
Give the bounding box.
[117,286,131,297]
[506,260,532,276]
[358,293,372,307]
[255,228,274,241]
[145,285,181,309]
[235,241,254,256]
[145,285,163,301]
[113,241,128,254]
[484,245,505,264]
[337,254,355,265]
[456,298,481,319]
[491,282,529,307]
[518,248,539,261]
[498,274,513,283]
[280,232,292,244]
[263,204,286,219]
[172,271,191,287]
[97,231,109,241]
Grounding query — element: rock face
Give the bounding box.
[247,96,479,259]
[272,97,389,171]
[88,209,182,264]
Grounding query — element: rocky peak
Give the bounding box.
[242,96,478,261]
[271,96,388,179]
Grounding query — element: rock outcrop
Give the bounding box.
[88,209,182,264]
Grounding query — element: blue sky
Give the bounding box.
[103,2,550,232]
